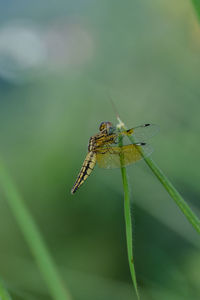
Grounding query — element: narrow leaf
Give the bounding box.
[118,117,200,235]
[0,158,72,300]
[192,0,200,20]
[118,133,140,300]
[0,279,12,300]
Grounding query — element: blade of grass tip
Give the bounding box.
[117,124,140,300]
[0,158,72,300]
[191,0,200,21]
[117,117,200,235]
[0,279,12,300]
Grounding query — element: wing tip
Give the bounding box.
[135,142,146,146]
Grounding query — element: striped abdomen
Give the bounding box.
[71,152,96,194]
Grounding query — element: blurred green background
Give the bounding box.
[0,0,200,299]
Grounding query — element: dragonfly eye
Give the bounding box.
[99,121,114,132]
[99,122,106,131]
[108,126,116,135]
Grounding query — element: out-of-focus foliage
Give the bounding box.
[0,0,200,299]
[192,0,200,20]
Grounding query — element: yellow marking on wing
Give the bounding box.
[96,144,153,169]
[122,124,159,143]
[109,124,158,144]
[71,152,96,194]
[120,128,134,135]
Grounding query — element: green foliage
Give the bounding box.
[192,0,200,19]
[118,118,200,235]
[120,166,140,300]
[0,279,12,300]
[118,116,200,298]
[0,160,72,300]
[0,1,200,299]
[118,134,140,299]
[143,157,200,234]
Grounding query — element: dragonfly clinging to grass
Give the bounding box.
[71,121,158,194]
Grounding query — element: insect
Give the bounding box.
[71,121,158,194]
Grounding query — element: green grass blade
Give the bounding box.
[117,118,200,235]
[191,0,200,20]
[120,167,140,300]
[118,135,140,300]
[0,159,72,300]
[0,279,12,300]
[143,157,200,234]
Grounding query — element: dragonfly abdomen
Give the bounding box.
[71,152,96,194]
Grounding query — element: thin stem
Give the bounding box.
[143,156,200,234]
[118,135,140,300]
[121,167,140,300]
[0,279,12,300]
[0,159,72,300]
[191,0,200,21]
[117,117,200,235]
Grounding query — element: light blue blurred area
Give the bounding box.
[0,0,200,299]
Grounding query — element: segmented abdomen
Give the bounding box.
[71,152,96,194]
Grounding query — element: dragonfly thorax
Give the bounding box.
[87,122,117,152]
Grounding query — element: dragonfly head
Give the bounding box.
[99,121,116,135]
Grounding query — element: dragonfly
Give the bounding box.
[71,121,158,194]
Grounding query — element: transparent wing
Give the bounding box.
[119,124,159,143]
[96,143,153,169]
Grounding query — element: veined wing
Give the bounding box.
[96,143,153,169]
[119,124,159,143]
